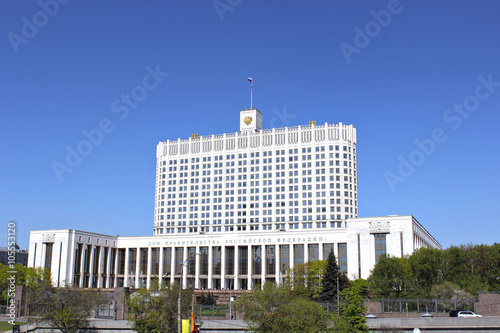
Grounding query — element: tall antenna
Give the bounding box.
[248,77,253,109]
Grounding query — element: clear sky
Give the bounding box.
[1,0,499,250]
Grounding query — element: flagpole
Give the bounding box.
[250,77,253,109]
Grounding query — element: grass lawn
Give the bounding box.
[0,321,24,332]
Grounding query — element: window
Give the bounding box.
[43,243,53,271]
[338,243,347,274]
[279,245,290,276]
[252,246,261,275]
[163,247,172,276]
[266,245,275,275]
[374,233,387,264]
[322,243,334,259]
[294,244,304,266]
[213,247,221,275]
[308,244,319,261]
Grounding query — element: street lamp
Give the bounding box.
[178,252,200,333]
[229,280,232,320]
[336,268,339,315]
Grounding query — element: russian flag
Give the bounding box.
[248,77,252,83]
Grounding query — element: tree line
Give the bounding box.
[1,242,497,333]
[368,243,500,300]
[235,251,368,333]
[0,265,107,333]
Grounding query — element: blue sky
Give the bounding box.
[1,0,499,250]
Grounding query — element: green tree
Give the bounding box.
[269,297,331,333]
[407,247,443,297]
[286,259,326,300]
[459,243,500,294]
[124,284,191,333]
[441,246,465,288]
[28,280,107,333]
[235,282,332,333]
[198,291,217,305]
[337,287,368,333]
[367,255,410,298]
[431,281,474,310]
[0,263,32,304]
[321,251,348,303]
[351,279,369,298]
[438,243,500,295]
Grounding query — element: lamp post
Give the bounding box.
[229,280,234,320]
[336,269,339,315]
[178,252,200,333]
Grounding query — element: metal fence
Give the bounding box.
[194,304,229,318]
[95,298,115,319]
[318,297,477,314]
[368,298,477,314]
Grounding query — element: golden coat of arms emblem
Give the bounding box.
[244,116,252,125]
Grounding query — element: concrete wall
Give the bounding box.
[477,294,500,317]
[26,317,500,333]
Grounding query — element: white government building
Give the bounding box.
[28,108,441,290]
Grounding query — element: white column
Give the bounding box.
[124,248,130,287]
[195,246,200,289]
[88,245,95,288]
[275,244,280,284]
[68,232,76,287]
[261,245,266,286]
[182,247,188,289]
[159,247,164,286]
[41,243,47,271]
[55,243,62,286]
[208,246,213,289]
[170,248,175,285]
[79,246,86,288]
[247,245,252,290]
[221,246,226,289]
[97,246,104,288]
[234,246,239,290]
[319,242,324,260]
[146,247,152,289]
[135,248,140,288]
[113,248,119,288]
[369,234,375,268]
[289,244,295,271]
[304,243,309,264]
[105,248,112,288]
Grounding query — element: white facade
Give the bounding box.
[28,215,440,289]
[154,109,358,236]
[28,108,441,289]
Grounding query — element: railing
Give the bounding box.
[195,304,228,318]
[368,298,477,314]
[159,123,356,157]
[95,300,115,319]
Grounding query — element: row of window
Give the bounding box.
[162,176,356,187]
[162,167,356,180]
[155,217,353,234]
[162,153,355,172]
[161,145,355,165]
